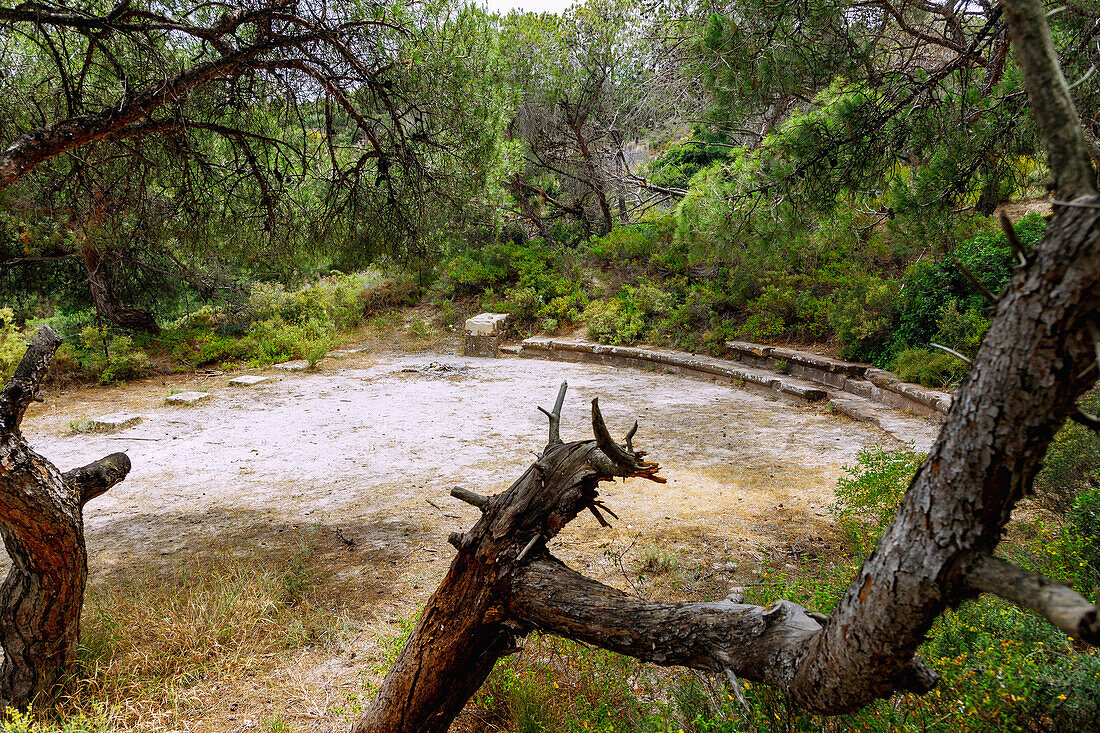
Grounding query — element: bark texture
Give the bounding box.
[0,327,129,708]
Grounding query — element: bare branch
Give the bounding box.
[539,381,568,447]
[929,342,973,364]
[966,553,1100,644]
[999,211,1030,267]
[1002,0,1098,199]
[510,556,939,691]
[0,327,62,432]
[950,253,997,304]
[451,486,488,510]
[1071,409,1100,432]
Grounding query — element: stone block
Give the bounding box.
[464,313,509,357]
[273,360,310,371]
[90,413,143,431]
[464,313,509,336]
[166,391,211,405]
[228,375,271,386]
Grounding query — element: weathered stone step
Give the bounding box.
[726,339,952,417]
[166,391,211,405]
[228,375,271,386]
[513,337,940,447]
[518,338,827,402]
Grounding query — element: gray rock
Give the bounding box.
[90,413,143,431]
[273,360,310,371]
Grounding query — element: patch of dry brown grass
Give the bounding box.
[52,530,349,731]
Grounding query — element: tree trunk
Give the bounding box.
[79,240,160,335]
[0,327,130,708]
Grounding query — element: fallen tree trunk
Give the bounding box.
[0,327,130,708]
[352,384,935,733]
[353,1,1100,728]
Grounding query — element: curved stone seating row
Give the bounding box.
[508,337,944,450]
[724,341,952,417]
[516,338,829,401]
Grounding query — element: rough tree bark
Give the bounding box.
[0,327,130,708]
[352,0,1100,728]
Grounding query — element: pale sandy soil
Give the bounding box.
[18,339,940,731]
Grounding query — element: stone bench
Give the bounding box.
[463,313,509,357]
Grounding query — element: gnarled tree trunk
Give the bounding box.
[0,327,130,708]
[79,240,160,335]
[353,1,1100,728]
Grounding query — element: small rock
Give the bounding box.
[90,413,142,431]
[725,587,746,603]
[273,360,309,371]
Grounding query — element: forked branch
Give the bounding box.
[538,380,568,448]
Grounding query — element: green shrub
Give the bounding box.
[249,318,334,367]
[76,326,152,385]
[829,276,901,362]
[583,281,673,345]
[583,299,645,344]
[735,280,829,343]
[891,347,968,388]
[1035,389,1100,512]
[586,217,676,265]
[932,300,989,357]
[831,445,924,556]
[0,308,26,382]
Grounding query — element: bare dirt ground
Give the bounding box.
[18,335,941,731]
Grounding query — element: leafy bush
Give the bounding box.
[586,217,676,266]
[736,281,829,343]
[0,308,26,382]
[932,300,989,357]
[891,347,968,388]
[583,282,672,345]
[583,299,645,345]
[831,445,924,556]
[1035,389,1100,511]
[829,276,901,362]
[249,318,335,367]
[75,327,152,385]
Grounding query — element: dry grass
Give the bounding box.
[42,529,356,732]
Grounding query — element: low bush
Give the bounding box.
[75,326,152,385]
[1035,389,1100,512]
[891,347,968,388]
[831,445,925,557]
[583,281,672,345]
[0,308,26,382]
